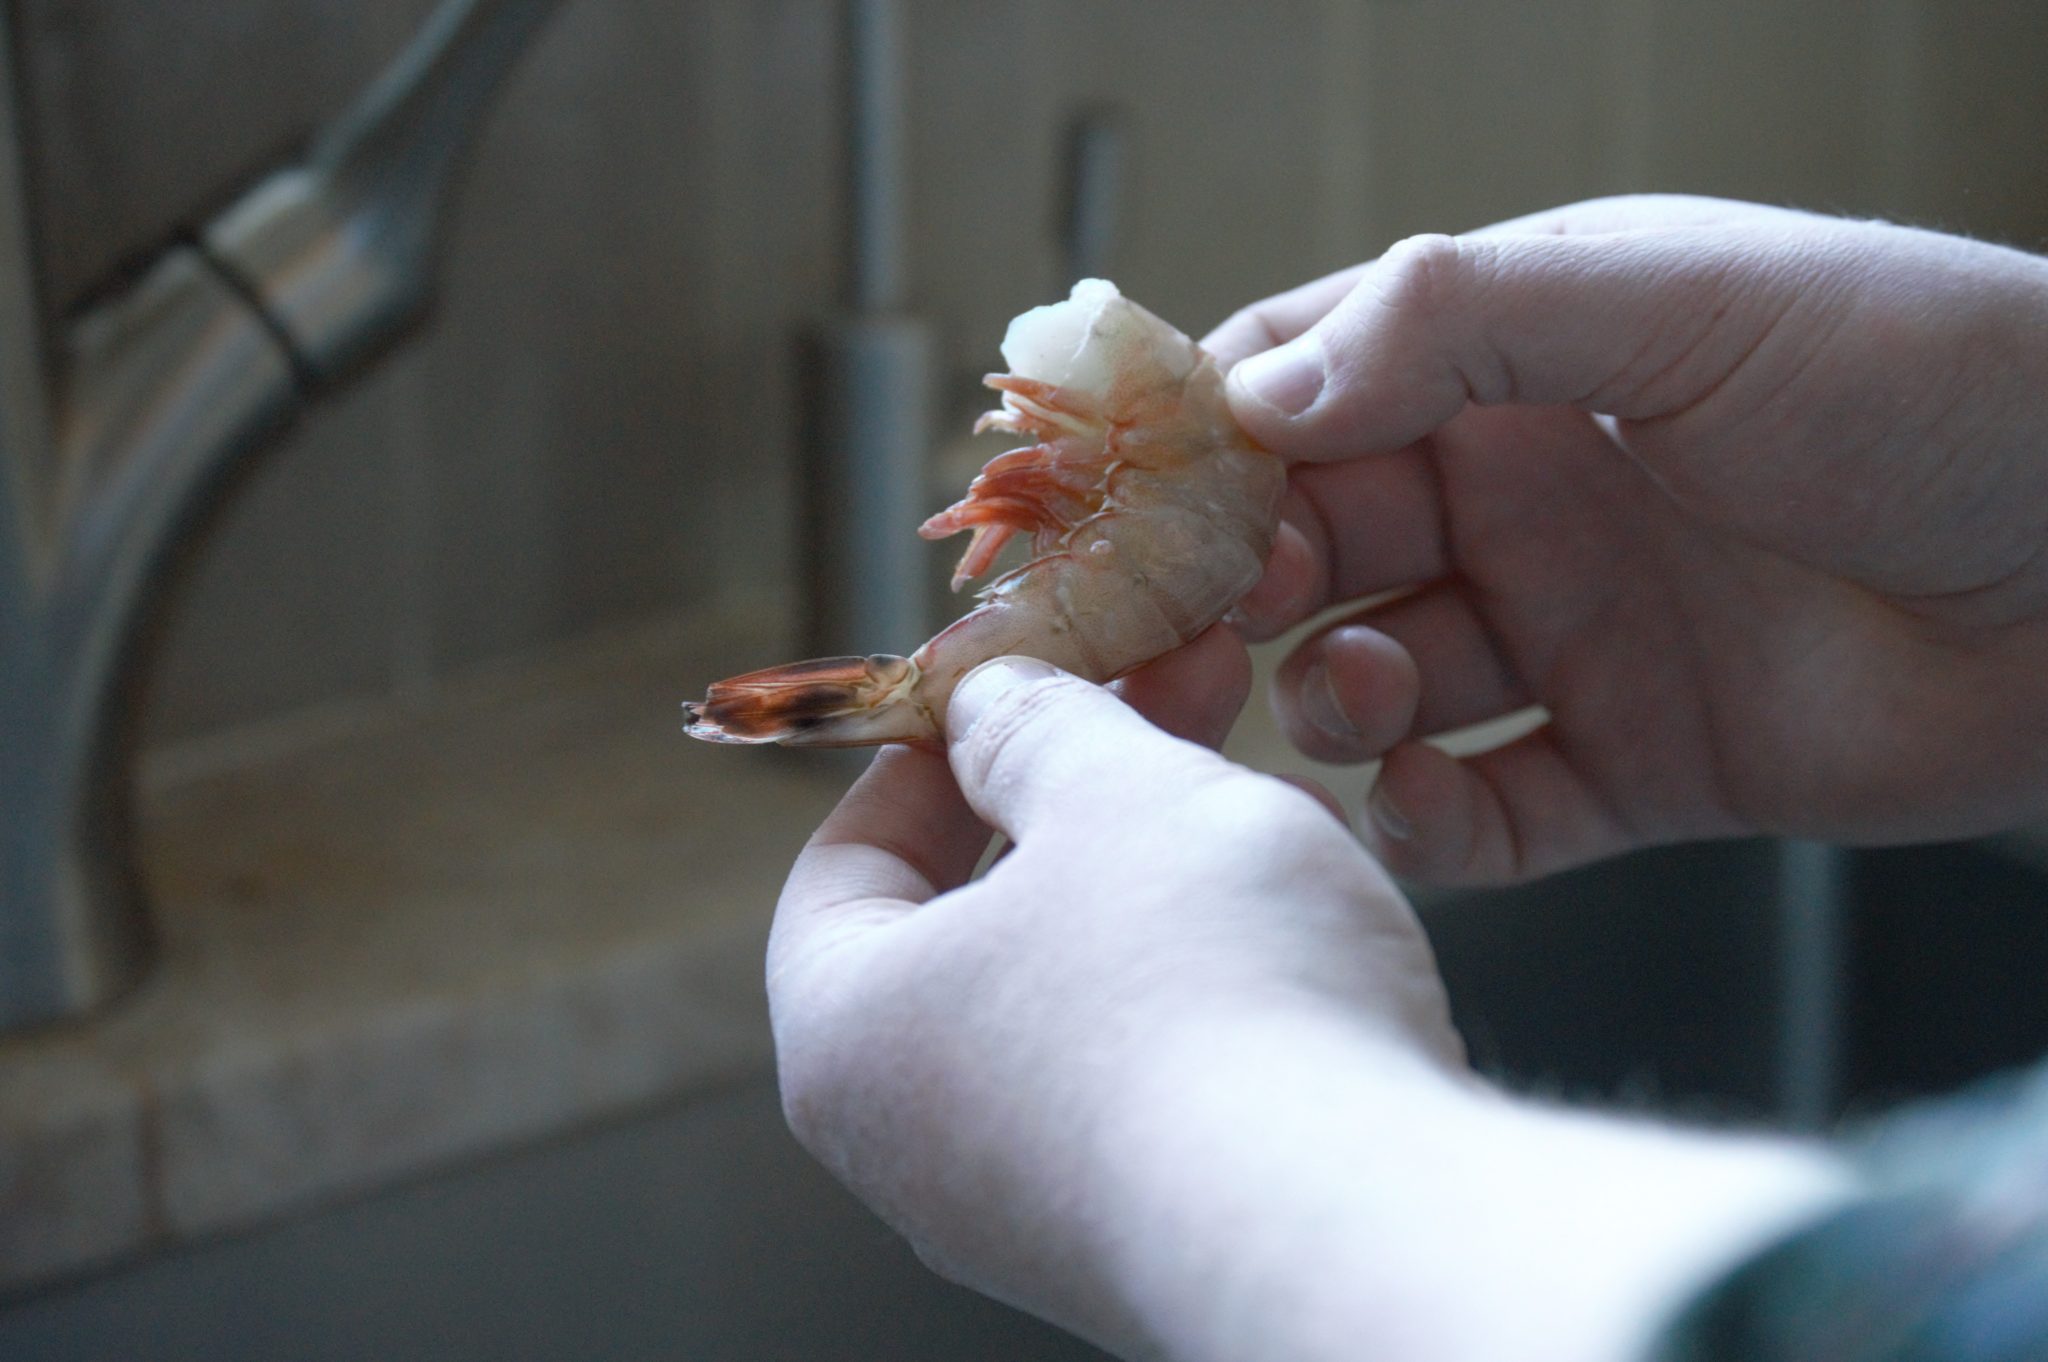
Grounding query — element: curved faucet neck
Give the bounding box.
[0,0,568,1031]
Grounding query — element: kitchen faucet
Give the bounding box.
[0,0,565,1031]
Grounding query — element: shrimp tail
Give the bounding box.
[682,654,939,747]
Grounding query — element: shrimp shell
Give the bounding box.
[684,279,1283,747]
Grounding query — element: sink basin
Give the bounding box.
[0,1080,1110,1362]
[1421,836,2048,1123]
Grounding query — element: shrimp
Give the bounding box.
[683,279,1284,747]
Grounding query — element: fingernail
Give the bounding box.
[1229,335,1325,418]
[1301,660,1357,742]
[947,656,1064,740]
[1366,779,1412,842]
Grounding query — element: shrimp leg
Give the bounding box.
[920,438,1118,590]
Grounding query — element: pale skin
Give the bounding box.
[768,197,2048,1362]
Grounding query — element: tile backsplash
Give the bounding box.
[11,0,2041,748]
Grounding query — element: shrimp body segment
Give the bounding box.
[684,279,1284,747]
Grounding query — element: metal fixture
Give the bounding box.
[801,0,933,665]
[1058,105,1127,287]
[0,0,565,1030]
[1775,839,1848,1129]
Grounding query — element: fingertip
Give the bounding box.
[1223,250,1459,463]
[1270,624,1420,763]
[1201,260,1370,372]
[946,659,1210,842]
[1226,333,1326,428]
[1113,624,1253,750]
[1322,625,1421,751]
[945,655,1067,744]
[1361,742,1477,881]
[1364,732,1642,887]
[1230,517,1320,642]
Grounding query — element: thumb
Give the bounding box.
[1223,226,1825,461]
[945,657,1224,842]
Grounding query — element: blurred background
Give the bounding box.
[2,0,2046,1357]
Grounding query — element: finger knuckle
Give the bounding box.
[1368,232,1468,322]
[1320,232,1499,420]
[1219,300,1288,353]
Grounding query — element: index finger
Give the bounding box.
[1201,262,1368,371]
[776,619,1255,959]
[1467,193,1802,239]
[1230,441,1449,642]
[1198,197,1773,374]
[1196,199,1777,374]
[771,745,993,973]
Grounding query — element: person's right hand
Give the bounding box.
[1203,195,2048,885]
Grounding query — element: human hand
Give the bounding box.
[1206,195,2048,884]
[767,626,1465,1351]
[770,627,1852,1362]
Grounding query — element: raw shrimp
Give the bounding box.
[683,279,1284,747]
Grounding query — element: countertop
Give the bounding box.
[0,612,1401,1295]
[1,619,852,1292]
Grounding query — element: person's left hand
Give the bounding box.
[768,625,1465,1351]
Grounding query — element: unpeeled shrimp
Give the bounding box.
[683,279,1284,747]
